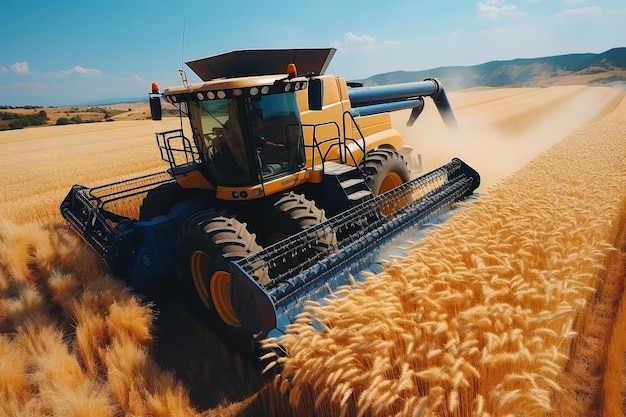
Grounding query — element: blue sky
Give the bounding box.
[1,0,624,106]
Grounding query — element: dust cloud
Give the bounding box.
[394,86,624,191]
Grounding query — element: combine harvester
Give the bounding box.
[61,48,480,349]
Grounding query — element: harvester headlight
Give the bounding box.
[207,91,215,99]
[240,191,248,198]
[217,90,226,99]
[232,192,239,198]
[196,92,204,100]
[250,87,259,96]
[252,190,260,197]
[261,86,270,94]
[233,88,243,96]
[284,83,292,92]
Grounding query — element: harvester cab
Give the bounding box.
[61,48,480,351]
[156,64,312,198]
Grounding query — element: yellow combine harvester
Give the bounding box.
[61,48,479,349]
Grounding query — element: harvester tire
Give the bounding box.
[139,182,185,218]
[176,210,267,348]
[362,148,410,196]
[261,192,337,276]
[265,192,336,249]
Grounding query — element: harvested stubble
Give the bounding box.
[261,99,626,416]
[0,120,182,224]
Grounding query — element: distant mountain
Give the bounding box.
[359,47,626,90]
[86,49,626,105]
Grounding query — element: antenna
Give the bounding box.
[179,17,190,89]
[181,17,186,70]
[179,69,190,89]
[177,17,188,132]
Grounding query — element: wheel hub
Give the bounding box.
[379,172,403,194]
[190,250,211,309]
[210,270,242,328]
[190,250,242,328]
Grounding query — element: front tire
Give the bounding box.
[176,210,267,341]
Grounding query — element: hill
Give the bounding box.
[361,47,626,90]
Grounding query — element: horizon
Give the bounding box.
[2,46,623,108]
[2,1,625,106]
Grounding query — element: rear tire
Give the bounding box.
[176,210,267,349]
[362,148,410,196]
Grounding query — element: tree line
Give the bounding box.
[0,110,49,130]
[0,110,86,130]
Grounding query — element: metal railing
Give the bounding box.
[302,110,368,174]
[156,129,201,171]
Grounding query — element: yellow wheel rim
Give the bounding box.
[190,250,211,309]
[379,172,403,194]
[379,172,407,216]
[190,250,242,328]
[210,270,242,328]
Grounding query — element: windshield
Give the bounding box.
[189,93,305,187]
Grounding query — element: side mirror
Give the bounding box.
[149,94,162,121]
[307,78,324,111]
[149,82,162,121]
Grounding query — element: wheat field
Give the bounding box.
[0,85,624,416]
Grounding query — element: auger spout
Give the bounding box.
[348,78,458,129]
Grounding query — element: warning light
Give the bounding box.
[151,82,159,94]
[287,63,297,78]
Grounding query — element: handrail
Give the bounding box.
[156,129,201,171]
[341,110,367,175]
[301,120,342,173]
[301,113,371,175]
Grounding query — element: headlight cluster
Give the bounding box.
[164,80,308,104]
[231,189,262,199]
